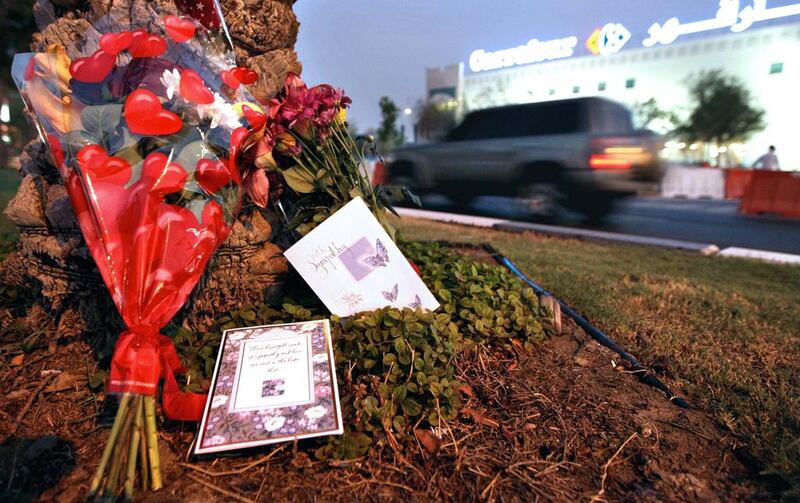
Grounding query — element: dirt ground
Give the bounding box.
[0,309,772,502]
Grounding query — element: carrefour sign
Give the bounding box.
[468,36,578,73]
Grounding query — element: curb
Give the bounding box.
[397,207,800,265]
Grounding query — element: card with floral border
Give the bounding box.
[284,197,439,316]
[194,320,343,454]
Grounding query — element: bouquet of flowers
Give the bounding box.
[11,1,267,498]
[245,73,395,238]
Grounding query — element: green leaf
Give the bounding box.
[392,415,407,432]
[81,104,124,141]
[392,384,407,402]
[282,166,317,193]
[402,398,422,416]
[174,141,213,177]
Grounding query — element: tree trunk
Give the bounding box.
[1,0,302,346]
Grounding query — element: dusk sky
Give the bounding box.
[294,0,796,132]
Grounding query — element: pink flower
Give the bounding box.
[309,84,351,110]
[314,106,338,128]
[243,168,270,208]
[283,72,307,96]
[279,89,317,127]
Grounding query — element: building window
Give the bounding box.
[770,62,784,74]
[598,81,607,92]
[572,85,580,94]
[625,78,636,89]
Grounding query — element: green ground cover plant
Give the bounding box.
[173,240,544,459]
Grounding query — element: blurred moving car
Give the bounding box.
[385,97,663,220]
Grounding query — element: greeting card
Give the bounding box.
[284,197,439,316]
[194,320,343,454]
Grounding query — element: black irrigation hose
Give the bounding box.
[483,243,691,409]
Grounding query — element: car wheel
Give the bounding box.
[387,176,421,207]
[517,183,563,222]
[575,193,617,224]
[447,193,475,209]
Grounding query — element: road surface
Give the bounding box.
[415,195,800,254]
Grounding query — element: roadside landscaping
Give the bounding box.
[0,215,797,500]
[399,216,800,497]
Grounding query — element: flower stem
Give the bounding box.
[138,413,149,491]
[88,393,131,497]
[143,395,163,491]
[105,399,136,499]
[124,397,144,500]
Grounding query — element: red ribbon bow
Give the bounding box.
[108,331,206,421]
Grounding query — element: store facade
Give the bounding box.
[426,2,800,168]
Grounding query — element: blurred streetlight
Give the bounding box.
[403,107,413,116]
[0,102,10,124]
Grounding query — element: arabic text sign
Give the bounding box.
[644,0,800,47]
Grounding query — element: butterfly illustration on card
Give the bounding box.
[408,295,422,309]
[363,238,389,268]
[382,283,398,302]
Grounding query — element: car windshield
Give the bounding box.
[589,101,633,133]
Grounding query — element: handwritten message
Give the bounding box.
[307,242,351,277]
[231,334,314,412]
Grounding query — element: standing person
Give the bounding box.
[753,145,780,170]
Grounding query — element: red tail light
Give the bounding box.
[371,160,387,186]
[589,153,632,170]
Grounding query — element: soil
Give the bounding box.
[0,311,771,502]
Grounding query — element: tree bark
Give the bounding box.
[1,0,301,345]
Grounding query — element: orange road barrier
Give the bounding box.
[739,171,800,218]
[724,169,755,200]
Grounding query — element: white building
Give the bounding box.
[426,2,800,169]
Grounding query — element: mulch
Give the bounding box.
[0,310,771,502]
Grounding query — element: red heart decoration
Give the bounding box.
[141,152,188,194]
[221,66,258,89]
[179,69,213,104]
[46,134,65,171]
[128,30,168,58]
[24,57,36,81]
[241,105,266,130]
[69,49,115,83]
[124,89,183,136]
[100,32,134,55]
[76,145,132,186]
[163,16,196,43]
[232,66,258,85]
[196,159,231,194]
[220,69,241,89]
[202,200,225,229]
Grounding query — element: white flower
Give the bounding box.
[205,435,226,446]
[263,416,286,431]
[197,92,242,129]
[211,395,228,409]
[304,406,327,420]
[160,68,181,100]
